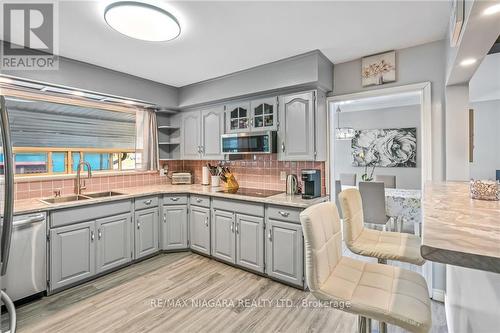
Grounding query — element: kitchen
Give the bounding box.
[1,1,500,333]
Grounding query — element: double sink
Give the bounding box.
[40,191,125,205]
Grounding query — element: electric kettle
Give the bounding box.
[286,174,299,195]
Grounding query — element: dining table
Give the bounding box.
[341,185,422,235]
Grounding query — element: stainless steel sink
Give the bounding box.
[84,191,126,198]
[40,195,91,204]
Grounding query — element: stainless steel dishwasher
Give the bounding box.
[2,212,46,301]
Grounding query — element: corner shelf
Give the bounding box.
[157,113,181,160]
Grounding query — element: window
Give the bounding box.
[3,94,137,176]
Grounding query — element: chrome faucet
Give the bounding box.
[75,161,92,195]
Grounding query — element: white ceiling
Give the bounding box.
[3,1,452,87]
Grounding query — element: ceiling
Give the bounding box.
[2,1,451,87]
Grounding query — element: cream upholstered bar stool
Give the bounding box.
[339,188,425,266]
[299,202,431,333]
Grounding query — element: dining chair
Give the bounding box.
[339,173,356,186]
[358,181,393,231]
[299,202,431,333]
[334,180,342,218]
[375,175,396,188]
[338,188,426,266]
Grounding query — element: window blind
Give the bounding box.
[5,98,136,149]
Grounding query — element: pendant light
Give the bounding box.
[335,106,355,140]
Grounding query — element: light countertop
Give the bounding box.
[420,181,500,273]
[13,184,328,215]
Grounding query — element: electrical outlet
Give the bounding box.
[280,171,287,181]
[159,169,166,177]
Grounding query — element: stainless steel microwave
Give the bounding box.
[221,131,277,154]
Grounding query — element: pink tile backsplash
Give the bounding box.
[14,172,169,201]
[161,154,326,195]
[14,155,326,201]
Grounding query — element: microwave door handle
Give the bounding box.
[0,96,15,276]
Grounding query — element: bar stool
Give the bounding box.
[339,188,425,265]
[299,202,431,333]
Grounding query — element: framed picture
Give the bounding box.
[361,51,396,87]
[352,128,417,168]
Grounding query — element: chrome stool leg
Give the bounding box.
[379,321,387,333]
[357,316,372,333]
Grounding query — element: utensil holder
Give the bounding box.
[211,176,220,187]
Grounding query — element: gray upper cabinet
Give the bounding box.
[211,209,235,264]
[266,219,304,287]
[250,97,278,131]
[161,205,188,250]
[189,205,211,255]
[278,91,315,161]
[181,111,201,159]
[96,213,132,274]
[50,221,96,291]
[134,207,159,259]
[201,107,224,160]
[225,102,251,133]
[236,214,264,273]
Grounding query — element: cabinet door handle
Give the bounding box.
[278,211,290,217]
[170,197,180,201]
[163,214,167,223]
[137,221,141,229]
[230,221,234,233]
[267,229,272,241]
[196,198,203,203]
[205,217,209,227]
[144,199,152,205]
[281,141,285,152]
[98,228,102,240]
[91,230,95,242]
[235,222,239,234]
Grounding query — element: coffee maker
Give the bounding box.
[301,169,321,199]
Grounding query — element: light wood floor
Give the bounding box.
[5,253,447,333]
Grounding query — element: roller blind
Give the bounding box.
[5,97,136,149]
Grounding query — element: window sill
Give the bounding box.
[13,170,158,183]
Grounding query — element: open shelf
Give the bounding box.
[157,112,181,160]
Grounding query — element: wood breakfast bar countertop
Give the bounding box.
[420,181,500,273]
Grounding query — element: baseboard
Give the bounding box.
[432,288,445,302]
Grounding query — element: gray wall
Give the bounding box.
[1,42,178,108]
[178,50,333,109]
[334,105,421,189]
[332,40,446,182]
[469,100,500,180]
[332,40,447,292]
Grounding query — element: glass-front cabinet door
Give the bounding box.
[250,97,277,131]
[225,102,250,133]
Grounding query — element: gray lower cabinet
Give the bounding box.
[236,214,265,273]
[50,221,96,290]
[135,207,159,259]
[266,219,304,287]
[211,209,235,264]
[161,205,188,250]
[96,213,132,274]
[189,205,211,255]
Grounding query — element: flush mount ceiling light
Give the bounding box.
[484,4,500,16]
[104,1,181,42]
[460,58,477,66]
